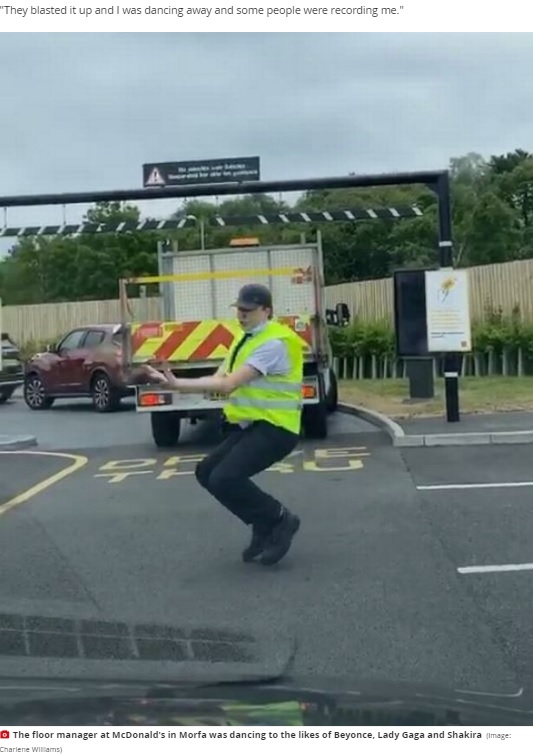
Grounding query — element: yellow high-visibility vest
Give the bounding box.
[223,321,304,435]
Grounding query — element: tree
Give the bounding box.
[85,201,141,224]
[0,202,162,304]
[461,192,521,266]
[450,152,489,187]
[493,156,533,230]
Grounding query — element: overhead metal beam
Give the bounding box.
[0,171,443,209]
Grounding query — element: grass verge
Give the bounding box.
[338,376,533,419]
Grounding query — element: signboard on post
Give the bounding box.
[393,268,429,358]
[393,269,434,399]
[425,268,471,352]
[143,157,260,188]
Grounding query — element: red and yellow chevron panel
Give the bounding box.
[129,316,314,364]
[277,316,314,352]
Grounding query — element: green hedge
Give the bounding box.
[329,307,533,378]
[330,320,533,359]
[19,337,63,362]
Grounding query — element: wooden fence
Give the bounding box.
[324,258,533,323]
[4,258,533,346]
[2,297,161,345]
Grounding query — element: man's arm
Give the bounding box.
[143,340,287,394]
[150,364,260,394]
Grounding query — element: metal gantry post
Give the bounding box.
[435,171,460,422]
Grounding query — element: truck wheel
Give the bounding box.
[326,369,338,412]
[303,401,328,439]
[151,411,182,448]
[303,376,328,439]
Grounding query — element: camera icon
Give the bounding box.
[0,731,9,739]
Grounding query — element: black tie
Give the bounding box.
[228,332,252,372]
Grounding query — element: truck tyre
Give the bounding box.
[151,411,182,448]
[303,376,328,439]
[326,368,338,412]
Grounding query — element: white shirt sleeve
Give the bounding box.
[244,339,290,376]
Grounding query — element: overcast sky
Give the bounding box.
[1,32,532,245]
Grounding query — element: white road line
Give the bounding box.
[417,481,533,491]
[458,563,533,574]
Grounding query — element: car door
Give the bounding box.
[78,329,106,390]
[53,329,88,392]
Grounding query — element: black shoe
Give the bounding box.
[259,511,300,566]
[242,525,270,563]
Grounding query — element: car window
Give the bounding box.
[57,330,85,351]
[83,330,105,348]
[112,326,125,346]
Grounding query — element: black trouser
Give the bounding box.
[195,421,299,530]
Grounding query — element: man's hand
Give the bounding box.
[141,363,176,386]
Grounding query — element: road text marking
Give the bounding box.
[0,451,89,517]
[94,447,370,483]
[458,563,533,575]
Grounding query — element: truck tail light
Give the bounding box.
[138,392,171,407]
[302,385,316,398]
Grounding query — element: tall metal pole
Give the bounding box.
[436,172,454,268]
[436,171,460,422]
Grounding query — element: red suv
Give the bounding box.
[23,324,135,412]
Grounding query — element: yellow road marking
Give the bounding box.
[93,447,370,483]
[0,451,88,517]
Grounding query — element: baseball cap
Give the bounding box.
[232,284,273,310]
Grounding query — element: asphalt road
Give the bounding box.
[403,445,533,689]
[0,393,531,696]
[0,392,379,450]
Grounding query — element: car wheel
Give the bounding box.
[91,372,121,413]
[24,374,55,410]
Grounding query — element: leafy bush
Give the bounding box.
[19,337,59,361]
[328,312,533,359]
